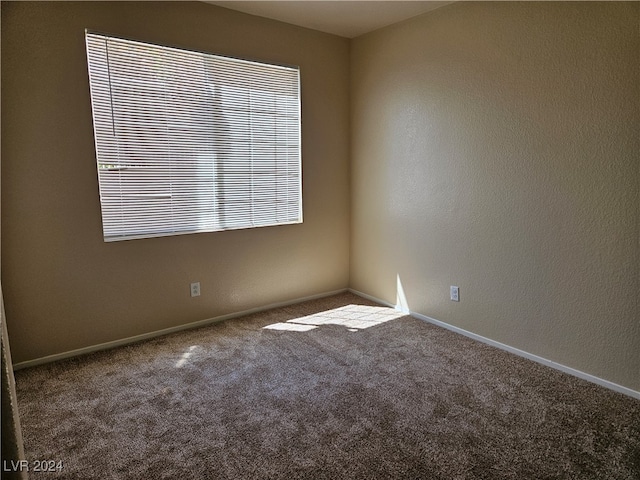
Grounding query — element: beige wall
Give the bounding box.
[3,1,638,393]
[351,2,639,390]
[1,1,350,363]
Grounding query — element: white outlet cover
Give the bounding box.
[450,286,459,302]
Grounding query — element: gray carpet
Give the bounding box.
[14,292,640,479]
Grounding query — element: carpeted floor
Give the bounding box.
[14,292,640,479]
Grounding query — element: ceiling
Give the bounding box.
[205,1,454,38]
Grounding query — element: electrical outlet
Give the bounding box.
[190,282,201,297]
[450,286,459,302]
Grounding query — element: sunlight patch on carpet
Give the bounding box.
[263,304,405,332]
[175,345,199,368]
[263,323,318,332]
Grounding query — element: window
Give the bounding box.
[85,32,302,242]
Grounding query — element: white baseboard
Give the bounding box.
[13,288,349,371]
[349,288,640,400]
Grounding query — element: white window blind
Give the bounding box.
[85,32,302,242]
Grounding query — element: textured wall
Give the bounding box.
[2,1,350,363]
[350,2,639,390]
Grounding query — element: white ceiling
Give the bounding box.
[206,1,453,38]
